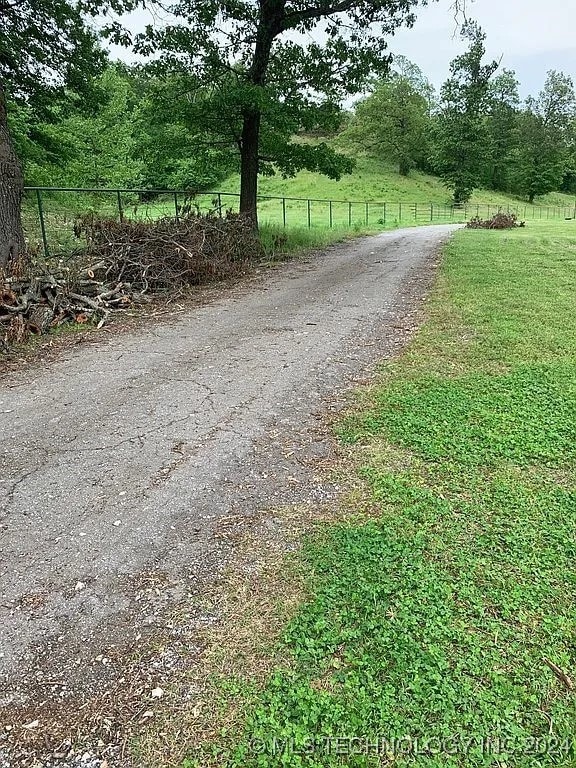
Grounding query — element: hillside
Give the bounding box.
[219,154,576,227]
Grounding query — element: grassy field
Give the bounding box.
[219,155,576,225]
[185,220,576,767]
[23,155,576,255]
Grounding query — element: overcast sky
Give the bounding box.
[107,0,576,100]
[389,0,576,97]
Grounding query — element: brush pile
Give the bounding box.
[1,213,264,349]
[466,212,525,229]
[0,266,133,348]
[75,212,264,291]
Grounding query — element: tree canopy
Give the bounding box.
[87,0,428,223]
[433,22,499,205]
[344,60,432,176]
[0,0,105,266]
[0,0,104,107]
[512,71,576,202]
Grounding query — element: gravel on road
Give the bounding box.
[0,225,458,765]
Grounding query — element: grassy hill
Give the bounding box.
[219,154,576,228]
[23,151,575,257]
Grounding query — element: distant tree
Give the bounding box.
[43,67,144,188]
[92,0,433,227]
[560,117,576,194]
[0,0,104,268]
[511,71,576,203]
[433,22,499,205]
[345,60,432,176]
[131,72,239,191]
[483,70,520,192]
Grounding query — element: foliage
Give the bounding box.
[344,61,432,176]
[0,0,105,108]
[433,22,499,205]
[36,67,143,188]
[0,0,106,267]
[510,71,576,203]
[482,70,520,191]
[0,0,106,166]
[129,71,238,191]
[88,0,430,222]
[194,220,576,767]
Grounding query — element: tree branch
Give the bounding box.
[281,0,360,29]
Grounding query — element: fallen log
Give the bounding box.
[1,272,127,349]
[28,305,55,335]
[2,211,265,351]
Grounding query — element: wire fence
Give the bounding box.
[22,186,576,258]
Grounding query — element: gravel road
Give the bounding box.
[0,225,457,759]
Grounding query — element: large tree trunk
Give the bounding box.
[239,110,261,227]
[238,0,286,229]
[0,83,25,271]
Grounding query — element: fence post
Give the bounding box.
[399,202,402,222]
[174,192,180,222]
[383,203,387,225]
[365,202,369,226]
[307,199,311,229]
[36,189,50,259]
[329,200,333,228]
[116,190,124,223]
[217,193,222,219]
[348,202,352,227]
[282,197,286,228]
[430,202,434,222]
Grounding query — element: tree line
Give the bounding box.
[1,0,573,269]
[346,24,576,205]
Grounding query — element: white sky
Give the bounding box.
[389,0,576,97]
[106,0,576,100]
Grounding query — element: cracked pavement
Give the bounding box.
[0,225,457,704]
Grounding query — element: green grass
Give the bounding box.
[258,223,379,257]
[220,155,576,221]
[193,220,576,767]
[24,155,576,253]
